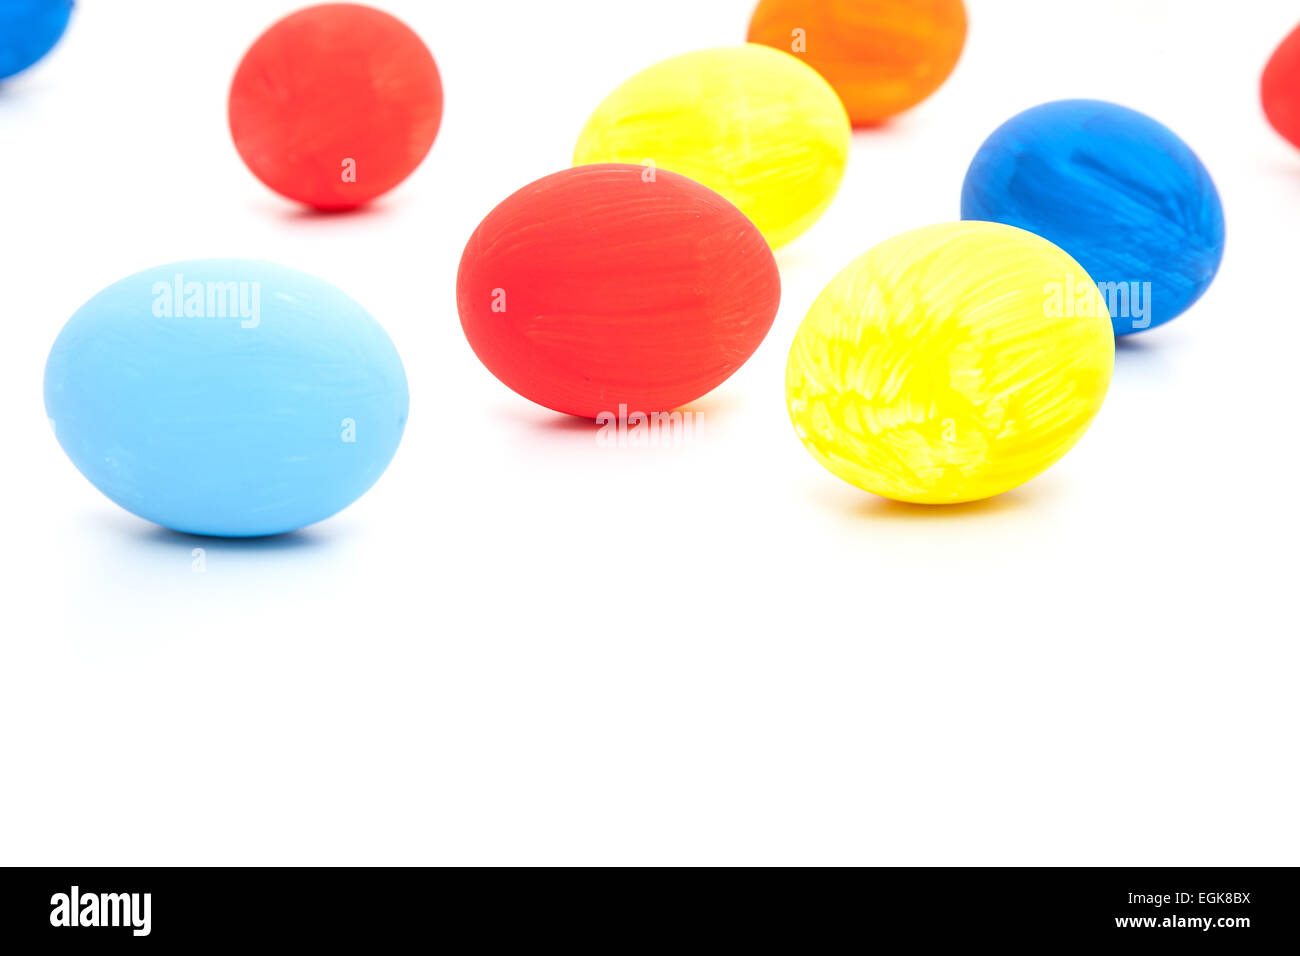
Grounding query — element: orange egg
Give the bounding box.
[747,0,967,126]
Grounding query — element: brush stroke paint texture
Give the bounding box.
[747,0,966,126]
[574,45,849,249]
[229,3,442,209]
[961,99,1224,335]
[787,222,1114,504]
[458,164,781,419]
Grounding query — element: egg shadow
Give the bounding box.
[775,243,822,273]
[0,74,48,100]
[142,525,337,553]
[676,390,741,421]
[99,512,344,555]
[807,473,1053,522]
[1114,334,1158,357]
[851,117,897,135]
[499,389,741,442]
[1262,157,1300,182]
[1112,330,1183,383]
[252,197,397,223]
[534,411,603,435]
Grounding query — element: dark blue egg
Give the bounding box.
[0,0,74,81]
[961,99,1225,335]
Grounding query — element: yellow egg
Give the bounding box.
[786,222,1114,504]
[574,45,850,249]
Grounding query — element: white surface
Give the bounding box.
[2,0,1297,866]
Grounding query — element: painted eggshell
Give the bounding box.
[228,3,442,209]
[574,45,849,249]
[747,0,967,126]
[458,164,781,419]
[45,260,409,536]
[786,222,1114,504]
[961,99,1225,335]
[1263,22,1300,151]
[0,0,74,80]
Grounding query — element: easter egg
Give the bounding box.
[458,164,781,419]
[0,0,74,81]
[573,45,850,249]
[45,260,409,537]
[1263,22,1300,151]
[228,3,442,210]
[786,222,1114,504]
[961,99,1225,335]
[746,0,967,126]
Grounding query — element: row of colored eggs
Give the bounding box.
[8,2,1291,535]
[9,0,1300,144]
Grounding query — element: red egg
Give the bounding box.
[1263,21,1300,150]
[228,3,442,209]
[457,165,781,419]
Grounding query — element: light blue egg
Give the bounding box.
[0,0,74,81]
[45,260,409,537]
[961,99,1225,335]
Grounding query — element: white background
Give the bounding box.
[2,0,1296,865]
